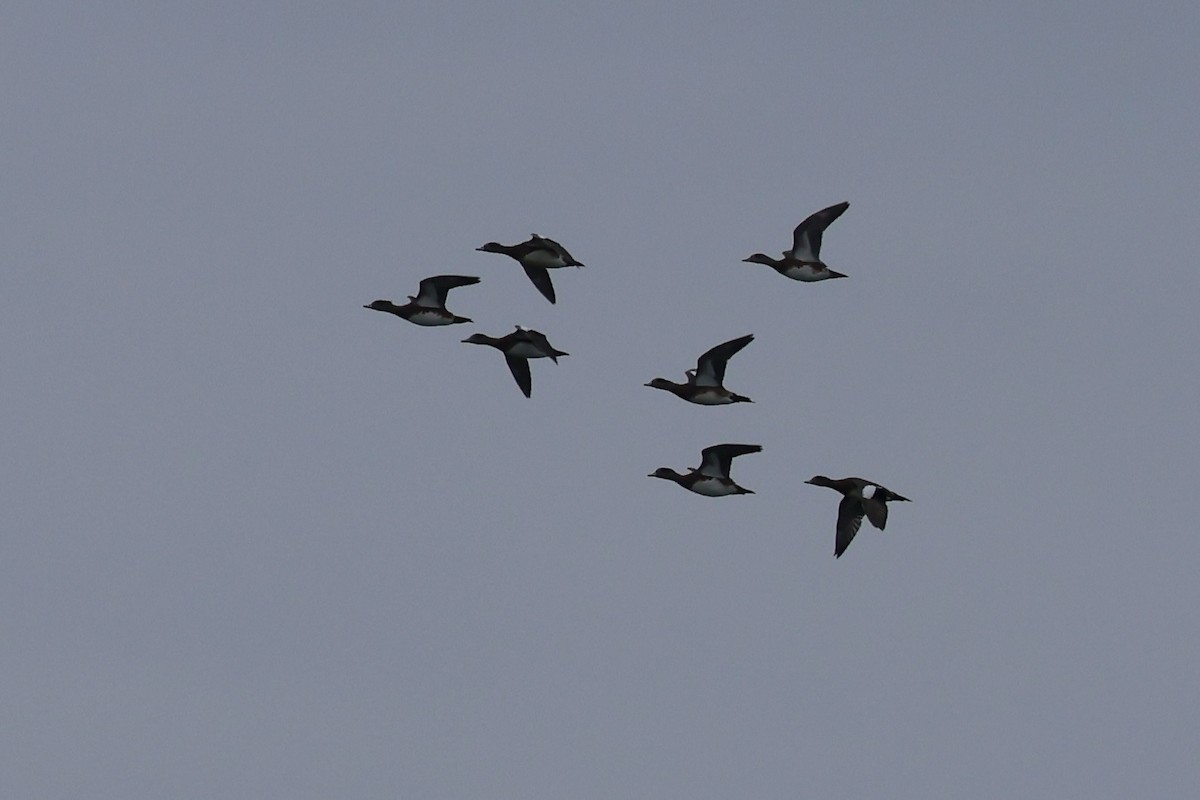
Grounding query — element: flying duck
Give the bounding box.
[649,443,762,496]
[363,274,480,326]
[805,475,910,557]
[462,326,568,398]
[743,201,850,281]
[476,234,584,304]
[645,334,755,405]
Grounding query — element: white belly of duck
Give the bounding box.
[523,250,568,269]
[689,388,737,405]
[689,476,741,496]
[781,263,830,282]
[407,309,456,326]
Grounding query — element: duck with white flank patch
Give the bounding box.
[743,201,850,281]
[645,334,755,405]
[649,444,762,496]
[476,234,584,304]
[363,275,480,326]
[462,326,568,398]
[804,476,910,558]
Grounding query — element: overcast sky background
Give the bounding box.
[3,2,1199,798]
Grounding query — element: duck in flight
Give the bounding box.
[645,334,755,405]
[649,443,762,496]
[743,201,850,281]
[363,274,480,326]
[476,234,584,304]
[462,326,568,398]
[805,475,910,557]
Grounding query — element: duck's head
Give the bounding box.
[363,299,398,312]
[461,333,495,346]
[476,242,506,254]
[645,377,681,391]
[805,475,835,488]
[742,253,780,266]
[648,467,683,481]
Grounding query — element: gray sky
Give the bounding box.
[4,2,1199,798]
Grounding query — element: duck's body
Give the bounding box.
[650,443,761,496]
[651,470,753,497]
[364,274,480,326]
[476,234,584,304]
[743,201,850,282]
[462,326,568,398]
[805,475,910,557]
[645,382,751,406]
[741,254,847,282]
[646,334,755,405]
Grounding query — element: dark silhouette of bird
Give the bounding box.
[462,326,568,397]
[805,475,910,557]
[649,443,762,496]
[743,201,850,281]
[476,234,584,303]
[646,334,755,405]
[363,275,480,326]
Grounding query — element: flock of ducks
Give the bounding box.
[365,202,909,558]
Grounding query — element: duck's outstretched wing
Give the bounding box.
[521,264,557,304]
[693,334,754,387]
[415,274,480,307]
[504,355,533,398]
[697,443,762,478]
[791,201,849,261]
[835,495,865,558]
